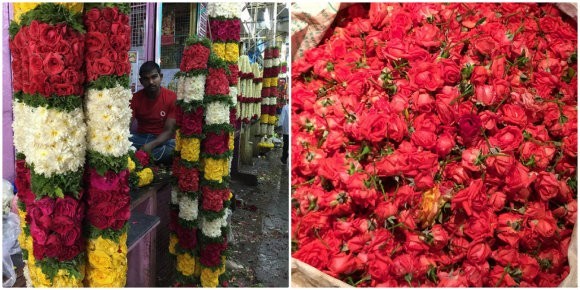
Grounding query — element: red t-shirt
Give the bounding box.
[130,87,177,135]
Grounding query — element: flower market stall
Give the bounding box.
[291,3,577,287]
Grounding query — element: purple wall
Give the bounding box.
[3,3,14,183]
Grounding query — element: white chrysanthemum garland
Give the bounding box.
[82,3,133,287]
[9,3,87,287]
[170,36,211,286]
[252,63,264,121]
[238,55,263,123]
[260,46,281,136]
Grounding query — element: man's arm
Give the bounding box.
[142,118,176,153]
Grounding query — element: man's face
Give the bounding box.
[139,70,162,95]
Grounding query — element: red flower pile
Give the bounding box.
[205,67,230,96]
[292,3,577,287]
[209,18,241,43]
[84,6,131,82]
[9,20,85,97]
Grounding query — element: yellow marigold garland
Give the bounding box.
[213,43,226,60]
[181,137,201,162]
[137,167,154,187]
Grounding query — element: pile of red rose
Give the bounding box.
[291,3,577,287]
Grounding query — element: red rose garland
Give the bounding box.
[292,3,577,287]
[10,3,87,287]
[82,4,133,287]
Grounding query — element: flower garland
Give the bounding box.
[170,36,210,286]
[9,3,88,287]
[252,63,264,121]
[291,3,577,287]
[260,46,280,136]
[238,55,262,123]
[82,4,132,287]
[128,149,156,189]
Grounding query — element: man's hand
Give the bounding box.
[141,143,154,153]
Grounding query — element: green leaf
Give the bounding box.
[567,176,577,193]
[37,253,86,282]
[174,69,209,78]
[559,114,568,124]
[87,151,129,175]
[17,3,85,35]
[203,123,235,134]
[87,75,130,90]
[84,3,131,15]
[87,224,129,243]
[184,35,212,48]
[30,168,83,199]
[475,17,487,27]
[326,62,334,72]
[561,67,576,84]
[207,52,231,72]
[15,91,82,112]
[461,64,474,81]
[205,94,235,106]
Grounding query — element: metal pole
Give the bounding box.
[271,2,277,46]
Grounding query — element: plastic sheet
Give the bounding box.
[3,212,21,287]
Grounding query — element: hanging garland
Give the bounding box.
[9,3,87,287]
[81,4,132,287]
[260,46,281,136]
[171,36,211,286]
[238,55,262,123]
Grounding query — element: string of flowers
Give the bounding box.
[252,63,264,122]
[81,4,132,287]
[260,46,280,136]
[128,150,156,189]
[238,55,256,123]
[170,36,211,286]
[9,3,87,287]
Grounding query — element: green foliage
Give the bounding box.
[174,69,209,78]
[87,151,129,175]
[18,200,26,212]
[200,150,233,160]
[180,158,202,170]
[16,152,26,160]
[87,224,129,243]
[30,168,83,199]
[201,177,230,190]
[203,124,234,134]
[87,75,130,90]
[84,3,131,15]
[15,3,84,37]
[199,208,226,222]
[178,217,199,229]
[207,53,230,72]
[204,95,234,106]
[8,21,20,39]
[185,36,212,48]
[37,253,85,282]
[15,91,82,112]
[176,99,204,113]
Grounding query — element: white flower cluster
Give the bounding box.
[229,86,238,107]
[171,189,181,205]
[23,262,32,287]
[208,2,241,19]
[178,195,199,221]
[200,209,230,238]
[263,96,277,106]
[12,100,29,153]
[205,102,230,125]
[19,104,86,177]
[85,85,132,157]
[252,63,263,118]
[177,75,206,103]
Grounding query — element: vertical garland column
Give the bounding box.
[9,3,87,287]
[260,46,280,136]
[170,37,211,285]
[238,55,253,124]
[252,63,263,123]
[208,2,241,175]
[81,4,133,287]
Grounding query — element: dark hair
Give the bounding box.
[139,61,161,76]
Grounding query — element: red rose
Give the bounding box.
[411,130,437,150]
[110,34,129,52]
[357,113,388,143]
[85,32,106,51]
[181,44,210,71]
[181,107,204,135]
[202,131,229,155]
[85,8,101,22]
[391,254,416,277]
[202,187,229,211]
[135,150,150,167]
[430,224,449,251]
[168,207,179,232]
[227,64,239,85]
[15,160,34,206]
[58,243,82,262]
[518,254,540,282]
[93,57,115,76]
[328,253,359,276]
[205,68,229,95]
[42,53,65,76]
[466,241,491,264]
[534,172,560,201]
[414,24,440,48]
[457,113,482,145]
[435,132,455,157]
[102,7,119,22]
[178,167,199,192]
[176,224,197,250]
[43,234,63,259]
[97,19,112,33]
[29,222,48,246]
[292,239,332,270]
[488,191,507,212]
[200,242,227,267]
[39,24,62,46]
[489,126,523,152]
[409,62,443,92]
[488,266,517,287]
[172,157,182,179]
